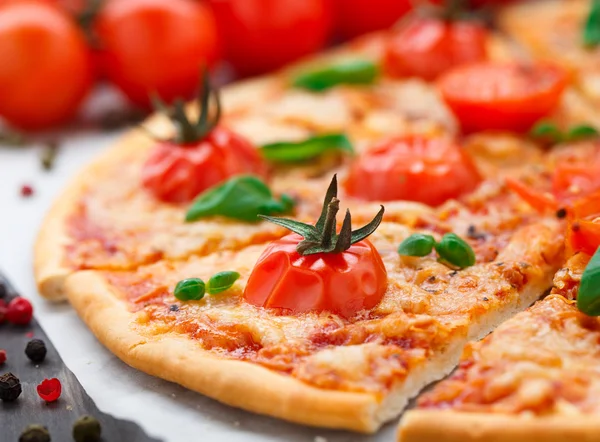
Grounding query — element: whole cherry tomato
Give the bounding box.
[0,1,92,130]
[94,0,220,108]
[384,17,488,81]
[243,233,387,318]
[438,62,568,133]
[345,136,481,206]
[331,0,412,39]
[6,297,33,325]
[142,127,266,203]
[208,0,331,76]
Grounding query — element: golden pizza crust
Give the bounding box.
[398,410,600,442]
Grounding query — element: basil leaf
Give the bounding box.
[435,233,475,269]
[529,120,563,144]
[398,234,436,257]
[566,125,599,141]
[261,134,354,163]
[292,59,379,92]
[207,271,240,295]
[584,0,600,47]
[174,278,205,301]
[578,246,600,316]
[185,175,294,222]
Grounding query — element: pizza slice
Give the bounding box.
[62,174,564,432]
[398,251,600,442]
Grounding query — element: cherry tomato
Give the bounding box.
[6,297,33,326]
[345,136,481,206]
[568,217,600,256]
[94,0,220,108]
[438,62,568,133]
[0,1,92,130]
[505,176,558,213]
[331,0,412,39]
[142,127,266,203]
[208,0,331,77]
[243,233,387,318]
[384,17,488,81]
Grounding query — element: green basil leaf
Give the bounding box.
[584,0,600,47]
[207,271,240,295]
[578,246,600,316]
[435,233,475,269]
[261,134,354,163]
[292,59,379,92]
[185,175,294,222]
[529,120,563,144]
[566,125,599,141]
[397,234,436,257]
[174,278,205,301]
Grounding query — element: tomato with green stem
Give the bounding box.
[345,135,481,206]
[244,175,387,318]
[208,0,330,77]
[142,72,266,203]
[0,1,92,130]
[94,0,220,108]
[438,62,568,133]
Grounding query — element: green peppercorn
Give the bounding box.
[19,424,51,442]
[0,372,22,401]
[25,339,47,363]
[73,416,102,442]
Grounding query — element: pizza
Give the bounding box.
[33,0,600,436]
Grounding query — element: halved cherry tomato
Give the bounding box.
[243,233,387,318]
[331,0,412,39]
[0,1,92,130]
[568,218,600,256]
[142,127,266,203]
[94,0,220,108]
[208,0,331,77]
[438,62,568,133]
[345,136,481,206]
[384,17,488,81]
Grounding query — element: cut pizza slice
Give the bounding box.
[398,251,600,442]
[62,176,563,432]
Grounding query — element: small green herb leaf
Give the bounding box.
[185,175,294,222]
[398,234,436,257]
[292,59,379,92]
[529,120,563,144]
[566,125,599,141]
[584,0,600,47]
[578,246,600,316]
[261,134,354,163]
[435,233,475,269]
[207,271,240,295]
[174,278,206,301]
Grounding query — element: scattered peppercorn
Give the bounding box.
[37,378,62,402]
[73,416,102,442]
[0,350,6,366]
[25,339,47,363]
[20,184,34,197]
[0,372,22,401]
[6,297,33,325]
[169,304,179,312]
[19,424,51,442]
[556,207,567,219]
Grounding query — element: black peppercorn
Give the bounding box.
[0,372,22,401]
[73,416,102,442]
[19,424,51,442]
[25,339,47,363]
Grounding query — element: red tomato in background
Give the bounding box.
[438,62,568,133]
[0,1,92,130]
[243,233,388,318]
[345,136,481,206]
[141,127,266,203]
[331,0,412,39]
[384,17,488,81]
[208,0,331,77]
[94,0,220,108]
